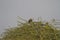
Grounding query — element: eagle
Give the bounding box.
[28,18,33,23]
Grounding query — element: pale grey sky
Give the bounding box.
[0,0,60,34]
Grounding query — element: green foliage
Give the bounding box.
[1,19,60,40]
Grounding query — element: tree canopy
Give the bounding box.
[1,18,60,40]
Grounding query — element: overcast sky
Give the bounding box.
[0,0,60,34]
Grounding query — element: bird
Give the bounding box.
[28,18,33,23]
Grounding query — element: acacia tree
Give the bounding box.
[1,17,60,40]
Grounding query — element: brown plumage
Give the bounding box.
[28,18,33,23]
